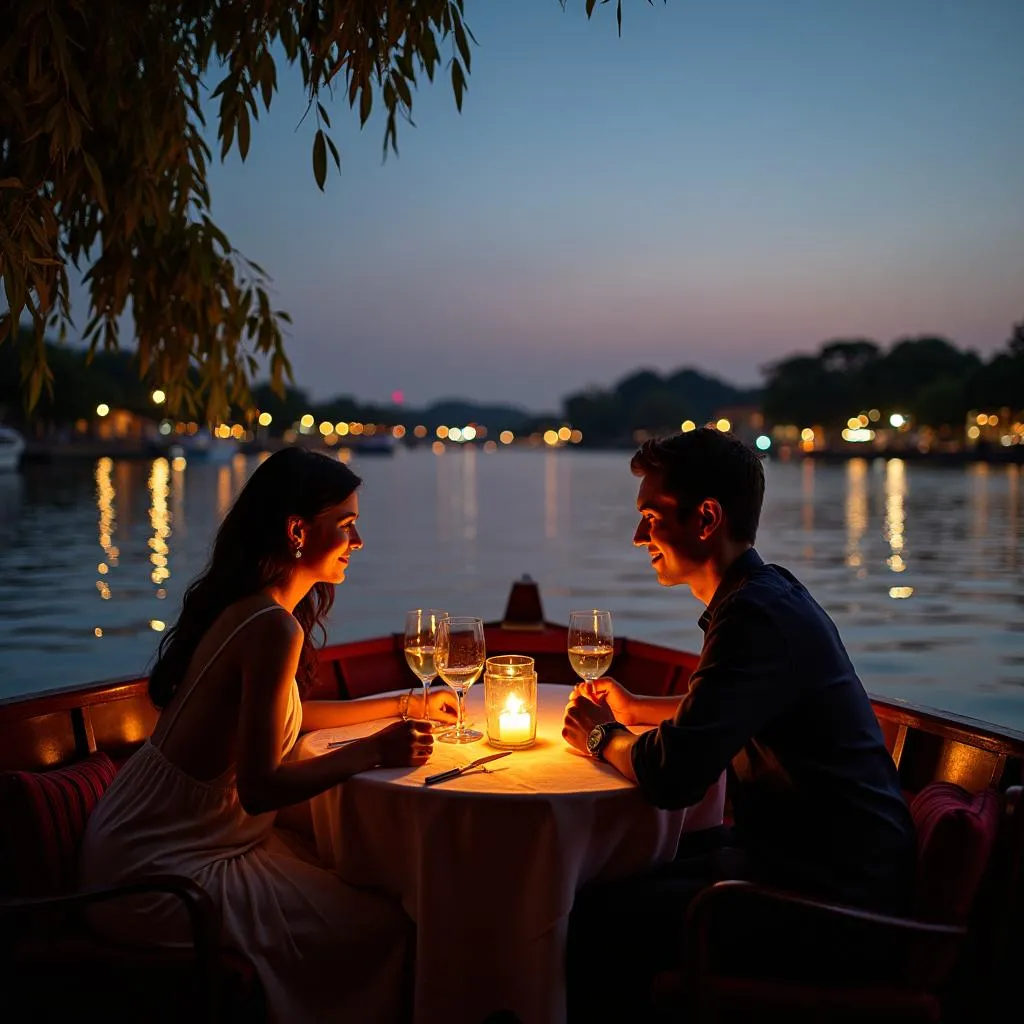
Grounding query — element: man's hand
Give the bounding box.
[574,677,637,726]
[562,691,616,754]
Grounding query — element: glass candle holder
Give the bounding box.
[484,655,537,750]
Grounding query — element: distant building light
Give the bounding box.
[868,409,880,422]
[543,430,559,446]
[889,413,906,428]
[967,425,981,440]
[392,425,406,439]
[151,389,166,404]
[336,422,350,436]
[558,426,571,442]
[300,414,314,429]
[681,420,696,433]
[414,425,428,438]
[888,587,914,600]
[569,429,583,444]
[150,619,166,631]
[449,427,464,442]
[391,390,404,404]
[159,421,172,435]
[716,418,731,432]
[842,428,875,443]
[462,426,477,441]
[755,435,771,451]
[258,412,273,427]
[436,425,449,439]
[800,428,815,442]
[96,403,110,417]
[499,430,515,445]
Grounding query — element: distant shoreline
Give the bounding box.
[15,438,1024,467]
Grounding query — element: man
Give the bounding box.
[562,428,916,1016]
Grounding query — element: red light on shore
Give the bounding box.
[391,390,404,405]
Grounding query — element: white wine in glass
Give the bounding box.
[568,609,614,682]
[435,616,485,744]
[403,609,447,719]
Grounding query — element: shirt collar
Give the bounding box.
[697,547,764,632]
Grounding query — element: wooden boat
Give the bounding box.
[1,577,1022,1023]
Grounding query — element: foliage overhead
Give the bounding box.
[1,1,653,421]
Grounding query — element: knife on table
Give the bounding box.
[423,751,512,786]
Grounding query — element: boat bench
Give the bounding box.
[0,751,266,1023]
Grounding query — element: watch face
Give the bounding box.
[586,725,604,756]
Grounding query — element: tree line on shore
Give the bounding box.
[1,321,1021,444]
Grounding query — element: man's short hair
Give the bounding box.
[630,428,765,543]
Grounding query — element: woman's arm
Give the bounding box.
[300,692,407,732]
[235,616,428,815]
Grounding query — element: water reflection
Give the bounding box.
[216,464,232,520]
[845,458,868,574]
[2,453,1023,733]
[884,458,907,578]
[95,457,116,603]
[148,458,171,595]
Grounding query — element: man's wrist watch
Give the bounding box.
[586,721,628,761]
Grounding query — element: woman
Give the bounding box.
[79,446,456,1022]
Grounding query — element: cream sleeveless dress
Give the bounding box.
[78,606,410,1023]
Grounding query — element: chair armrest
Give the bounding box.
[0,875,223,1022]
[0,873,221,954]
[684,879,964,988]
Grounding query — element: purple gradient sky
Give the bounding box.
[197,1,1024,409]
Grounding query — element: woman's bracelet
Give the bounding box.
[398,687,415,720]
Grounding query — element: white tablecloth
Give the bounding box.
[297,683,725,1024]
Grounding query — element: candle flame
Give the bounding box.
[504,695,524,715]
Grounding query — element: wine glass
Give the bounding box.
[434,616,485,744]
[568,609,614,686]
[403,609,448,720]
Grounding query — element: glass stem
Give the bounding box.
[421,680,430,719]
[454,689,466,736]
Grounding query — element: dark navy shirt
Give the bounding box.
[631,548,916,911]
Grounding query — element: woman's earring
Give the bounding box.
[294,544,303,560]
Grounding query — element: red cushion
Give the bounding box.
[909,782,1000,922]
[0,753,118,897]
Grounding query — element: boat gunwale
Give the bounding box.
[3,622,1023,757]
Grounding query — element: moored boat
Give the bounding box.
[1,577,1021,1022]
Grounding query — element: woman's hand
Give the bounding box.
[425,686,458,724]
[573,677,637,726]
[372,719,435,767]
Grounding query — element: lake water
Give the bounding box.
[0,449,1021,731]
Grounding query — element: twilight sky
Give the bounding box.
[200,0,1023,412]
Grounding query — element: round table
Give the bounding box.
[297,683,725,1024]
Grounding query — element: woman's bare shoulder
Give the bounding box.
[200,596,301,658]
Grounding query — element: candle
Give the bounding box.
[499,695,532,745]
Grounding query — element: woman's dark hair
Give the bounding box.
[630,428,765,543]
[148,447,362,708]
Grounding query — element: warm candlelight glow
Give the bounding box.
[484,654,537,749]
[499,695,532,745]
